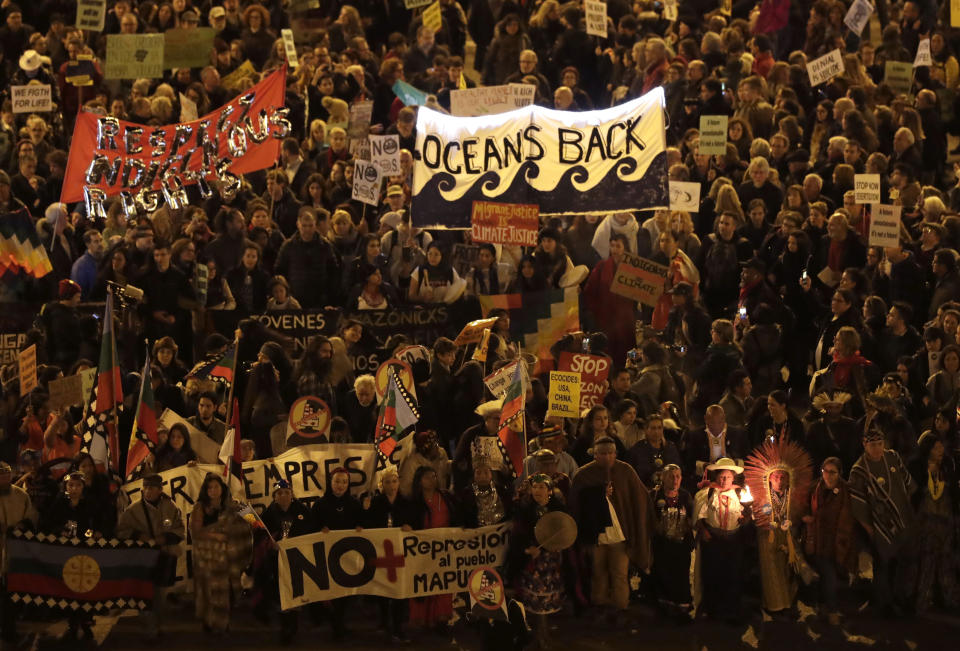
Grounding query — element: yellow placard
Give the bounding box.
[423,2,442,33]
[953,0,960,27]
[547,371,581,419]
[19,344,37,397]
[221,60,257,91]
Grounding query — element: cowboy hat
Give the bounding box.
[475,400,502,418]
[706,457,743,474]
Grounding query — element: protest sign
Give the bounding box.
[914,39,932,67]
[11,85,52,113]
[105,34,164,79]
[869,205,902,249]
[557,352,610,411]
[375,359,415,401]
[547,371,581,418]
[285,396,332,446]
[79,367,97,406]
[76,0,106,31]
[471,201,539,246]
[221,60,257,90]
[884,61,914,95]
[669,181,701,212]
[413,88,668,227]
[281,29,299,67]
[806,49,844,86]
[405,0,433,7]
[156,409,222,464]
[585,1,608,37]
[449,84,535,117]
[279,523,511,608]
[64,56,97,86]
[48,374,84,411]
[484,360,530,398]
[62,67,288,212]
[508,83,536,108]
[854,174,881,204]
[18,344,36,397]
[179,92,198,122]
[698,115,728,155]
[369,135,401,175]
[423,2,442,32]
[664,0,678,20]
[348,100,373,141]
[954,0,960,27]
[163,28,217,70]
[454,317,500,346]
[123,463,243,591]
[610,252,669,306]
[353,160,383,206]
[843,0,872,35]
[241,444,378,509]
[392,80,428,107]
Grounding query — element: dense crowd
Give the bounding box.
[2,0,960,648]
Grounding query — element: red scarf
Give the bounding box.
[831,351,871,387]
[738,279,760,304]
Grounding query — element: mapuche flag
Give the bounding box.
[186,343,236,387]
[81,292,123,473]
[126,357,159,479]
[375,366,420,458]
[497,361,526,477]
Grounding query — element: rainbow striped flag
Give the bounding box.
[6,530,160,612]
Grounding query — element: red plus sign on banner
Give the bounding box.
[372,539,405,582]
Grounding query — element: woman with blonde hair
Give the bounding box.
[738,156,784,220]
[303,119,328,162]
[528,0,563,52]
[670,211,702,260]
[842,53,876,93]
[716,183,746,225]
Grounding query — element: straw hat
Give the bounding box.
[706,457,743,474]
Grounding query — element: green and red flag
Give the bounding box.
[126,358,159,479]
[187,344,236,387]
[375,366,420,458]
[497,361,526,477]
[81,292,122,473]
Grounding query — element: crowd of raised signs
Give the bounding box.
[4,0,960,647]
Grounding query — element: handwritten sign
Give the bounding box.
[454,317,500,346]
[352,160,382,206]
[807,49,844,87]
[450,84,534,117]
[698,115,728,155]
[76,0,106,31]
[663,0,678,21]
[914,39,932,67]
[348,100,373,141]
[484,360,530,398]
[869,204,901,249]
[669,181,701,212]
[884,61,914,95]
[843,0,873,35]
[547,371,581,418]
[369,135,400,175]
[585,1,608,38]
[105,33,164,79]
[19,344,37,397]
[471,201,540,246]
[423,1,442,33]
[163,28,216,69]
[854,174,881,204]
[11,85,52,113]
[48,374,83,411]
[610,252,669,306]
[281,29,299,68]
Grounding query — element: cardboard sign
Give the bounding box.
[454,317,500,346]
[163,28,216,70]
[179,92,198,122]
[484,360,530,398]
[423,1,442,33]
[48,374,84,411]
[18,344,37,397]
[369,135,401,175]
[557,352,610,411]
[663,0,678,21]
[843,0,872,35]
[669,181,700,212]
[405,0,433,7]
[348,100,374,141]
[352,159,382,206]
[76,0,106,31]
[547,371,581,418]
[698,115,728,155]
[884,61,914,95]
[914,39,932,67]
[585,1,608,38]
[11,85,52,113]
[104,33,164,79]
[854,174,881,204]
[807,49,844,87]
[64,56,97,86]
[610,252,669,306]
[79,367,97,406]
[869,204,901,249]
[450,84,534,117]
[471,201,539,246]
[393,80,429,107]
[221,60,257,91]
[281,29,299,68]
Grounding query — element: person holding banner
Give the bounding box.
[408,243,467,304]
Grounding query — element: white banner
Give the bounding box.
[807,49,844,87]
[122,463,243,591]
[843,0,873,35]
[11,85,52,113]
[413,88,668,226]
[240,444,378,509]
[585,1,608,38]
[449,84,535,117]
[279,523,511,609]
[352,160,382,206]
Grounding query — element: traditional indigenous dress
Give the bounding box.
[693,484,748,617]
[409,492,454,627]
[651,487,694,608]
[907,459,958,611]
[510,496,566,614]
[756,489,798,612]
[191,504,254,632]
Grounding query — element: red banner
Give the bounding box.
[557,352,611,412]
[62,67,289,206]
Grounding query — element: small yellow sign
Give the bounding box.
[547,371,581,419]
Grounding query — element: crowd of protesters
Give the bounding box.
[2,0,960,647]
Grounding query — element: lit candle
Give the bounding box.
[740,485,754,504]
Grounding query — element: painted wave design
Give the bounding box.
[413,151,669,228]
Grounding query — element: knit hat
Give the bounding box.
[58,279,81,300]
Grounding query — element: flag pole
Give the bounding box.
[108,289,121,475]
[222,328,242,477]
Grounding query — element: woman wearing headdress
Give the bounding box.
[650,464,695,622]
[508,473,567,649]
[744,438,813,616]
[693,458,752,623]
[458,455,513,529]
[191,473,253,634]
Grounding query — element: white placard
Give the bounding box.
[585,1,608,38]
[698,114,728,156]
[450,84,534,117]
[11,85,52,113]
[369,135,401,176]
[914,39,932,67]
[281,28,299,67]
[353,159,383,206]
[508,83,536,108]
[178,92,197,121]
[806,49,844,87]
[104,33,164,80]
[843,0,873,35]
[76,0,106,31]
[669,181,701,212]
[854,174,881,204]
[869,204,902,249]
[664,0,678,20]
